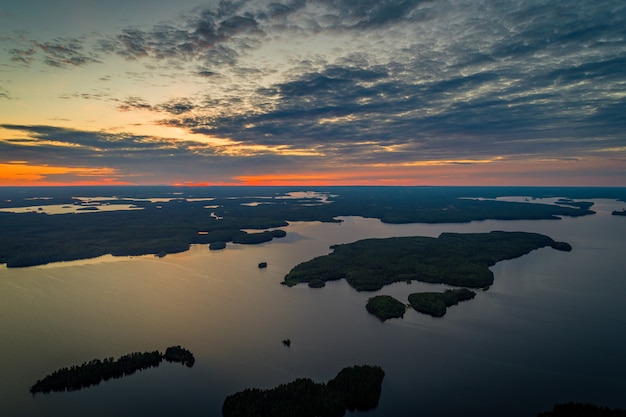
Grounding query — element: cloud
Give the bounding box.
[117,96,195,115]
[4,36,102,68]
[158,98,196,115]
[95,3,265,69]
[9,48,37,65]
[122,0,613,166]
[86,0,424,72]
[0,86,12,100]
[35,38,101,67]
[0,124,314,184]
[316,0,427,29]
[118,96,154,112]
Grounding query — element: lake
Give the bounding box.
[1,197,625,416]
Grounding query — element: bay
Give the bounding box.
[1,198,625,416]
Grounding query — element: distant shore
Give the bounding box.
[0,186,604,268]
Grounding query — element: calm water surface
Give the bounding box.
[1,198,625,416]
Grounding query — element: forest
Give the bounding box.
[0,186,599,267]
[283,231,571,291]
[222,365,385,417]
[366,290,477,320]
[408,288,476,317]
[365,295,407,321]
[30,346,194,394]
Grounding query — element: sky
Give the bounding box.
[0,0,625,186]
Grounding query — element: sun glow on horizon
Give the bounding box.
[0,162,128,186]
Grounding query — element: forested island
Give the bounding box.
[366,295,407,321]
[222,365,385,417]
[367,290,480,320]
[408,289,476,317]
[0,186,601,267]
[283,231,571,291]
[30,346,194,394]
[612,209,626,216]
[285,231,570,319]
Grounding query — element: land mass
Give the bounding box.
[283,231,571,291]
[30,345,194,394]
[366,295,407,321]
[0,186,597,267]
[408,289,476,317]
[367,290,478,320]
[222,365,385,417]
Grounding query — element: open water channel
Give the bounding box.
[1,197,625,416]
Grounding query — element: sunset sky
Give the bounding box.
[1,0,624,186]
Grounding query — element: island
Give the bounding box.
[30,345,194,394]
[258,262,267,268]
[284,231,571,319]
[408,289,476,317]
[283,231,572,291]
[612,209,626,216]
[366,290,476,320]
[366,295,407,321]
[209,241,227,250]
[0,186,598,268]
[222,365,385,417]
[232,229,287,244]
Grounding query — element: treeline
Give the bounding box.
[222,365,385,417]
[1,186,592,268]
[284,231,572,291]
[30,346,194,394]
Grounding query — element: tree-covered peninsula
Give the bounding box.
[30,346,194,394]
[283,231,571,291]
[0,186,594,268]
[222,365,385,417]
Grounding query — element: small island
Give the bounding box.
[232,229,287,244]
[366,295,407,321]
[366,290,476,320]
[258,262,267,268]
[209,241,227,250]
[30,345,194,394]
[222,365,385,417]
[612,209,626,217]
[408,288,476,317]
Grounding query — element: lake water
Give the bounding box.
[1,198,625,416]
